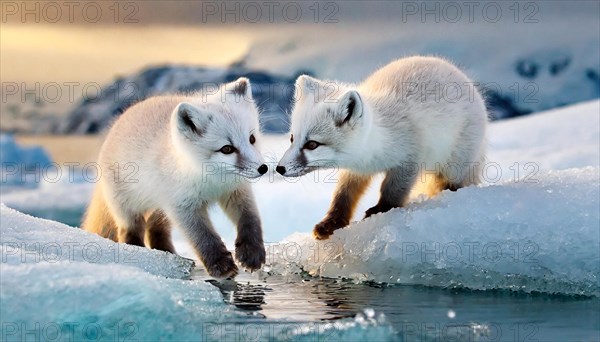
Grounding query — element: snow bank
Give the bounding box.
[266,168,600,296]
[1,172,93,209]
[0,204,194,279]
[488,100,600,172]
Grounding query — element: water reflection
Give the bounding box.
[193,268,600,341]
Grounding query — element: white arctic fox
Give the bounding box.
[82,78,267,278]
[277,56,488,240]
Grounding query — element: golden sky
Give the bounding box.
[1,24,251,84]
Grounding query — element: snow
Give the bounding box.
[488,100,600,172]
[2,181,92,211]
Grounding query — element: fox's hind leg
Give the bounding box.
[106,201,146,247]
[364,163,418,218]
[424,172,461,197]
[313,171,372,240]
[115,213,146,247]
[145,210,175,253]
[426,159,483,197]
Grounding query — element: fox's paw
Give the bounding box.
[364,203,395,219]
[204,250,239,279]
[313,216,348,240]
[235,239,266,272]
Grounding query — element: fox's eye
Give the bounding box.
[249,134,256,145]
[290,134,294,143]
[219,145,235,154]
[303,140,320,150]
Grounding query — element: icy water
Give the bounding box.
[193,269,600,341]
[6,204,600,341]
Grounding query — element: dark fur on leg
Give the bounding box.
[314,171,372,240]
[117,214,146,247]
[364,164,418,219]
[174,204,238,279]
[219,185,266,272]
[145,210,176,253]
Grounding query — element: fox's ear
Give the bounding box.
[224,77,253,101]
[174,102,211,137]
[334,90,363,128]
[296,75,323,92]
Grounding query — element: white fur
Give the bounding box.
[279,56,488,186]
[97,78,265,228]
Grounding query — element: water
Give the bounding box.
[193,269,600,341]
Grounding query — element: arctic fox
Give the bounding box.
[276,56,488,240]
[82,78,268,278]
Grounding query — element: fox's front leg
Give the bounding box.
[314,171,372,240]
[172,203,238,279]
[219,185,266,272]
[364,164,418,218]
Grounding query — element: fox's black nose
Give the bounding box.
[276,166,286,175]
[257,164,268,175]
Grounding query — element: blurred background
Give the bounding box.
[1,0,599,225]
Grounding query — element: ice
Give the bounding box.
[0,134,52,167]
[266,167,600,296]
[0,134,52,188]
[0,262,236,341]
[285,310,394,341]
[0,208,395,341]
[0,204,194,279]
